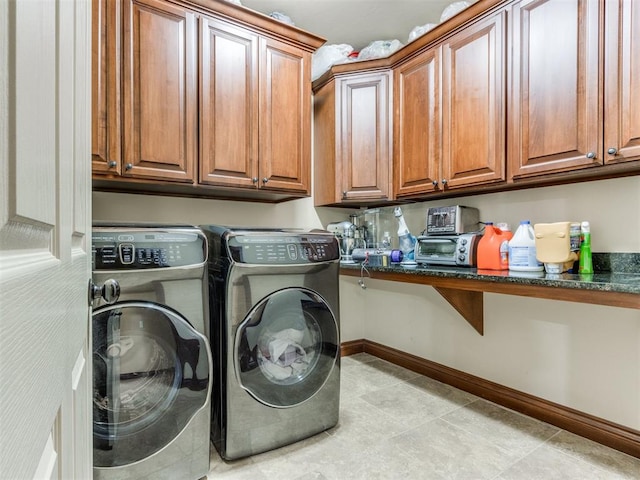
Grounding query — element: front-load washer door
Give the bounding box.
[235,287,339,408]
[92,301,211,467]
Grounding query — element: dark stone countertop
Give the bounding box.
[340,253,640,296]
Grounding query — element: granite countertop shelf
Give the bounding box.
[340,255,640,335]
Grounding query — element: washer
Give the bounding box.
[201,226,341,460]
[91,224,212,480]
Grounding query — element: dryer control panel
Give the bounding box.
[227,234,339,264]
[92,229,206,270]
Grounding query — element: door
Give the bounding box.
[122,0,197,182]
[394,48,441,197]
[338,72,393,201]
[235,288,339,407]
[259,37,312,193]
[199,16,259,188]
[508,0,600,177]
[441,9,507,189]
[92,0,121,176]
[0,1,92,478]
[603,0,640,164]
[92,302,210,467]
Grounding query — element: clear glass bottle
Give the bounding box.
[393,207,416,262]
[381,231,392,249]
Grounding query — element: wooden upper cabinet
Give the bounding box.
[122,0,197,182]
[340,72,392,202]
[441,9,507,190]
[394,8,506,199]
[603,0,640,165]
[259,37,311,193]
[394,48,440,197]
[200,26,311,194]
[92,0,323,199]
[199,17,259,188]
[91,0,120,175]
[508,0,600,178]
[314,71,393,206]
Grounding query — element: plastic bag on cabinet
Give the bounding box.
[312,44,354,80]
[357,39,404,61]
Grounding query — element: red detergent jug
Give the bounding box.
[477,222,513,270]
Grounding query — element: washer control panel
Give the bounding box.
[227,234,339,264]
[92,229,206,270]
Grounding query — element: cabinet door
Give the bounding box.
[91,0,120,175]
[259,37,311,193]
[313,80,340,206]
[441,10,506,189]
[604,0,640,164]
[199,17,259,187]
[509,0,600,178]
[394,48,440,197]
[339,72,392,201]
[122,0,197,182]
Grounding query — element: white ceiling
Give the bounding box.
[240,0,473,50]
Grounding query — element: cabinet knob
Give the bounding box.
[607,147,618,155]
[252,177,258,183]
[432,180,439,187]
[262,177,269,184]
[342,191,347,199]
[586,152,596,159]
[125,163,133,170]
[108,161,117,168]
[441,179,448,186]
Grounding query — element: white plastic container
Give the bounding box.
[508,221,544,271]
[497,222,511,268]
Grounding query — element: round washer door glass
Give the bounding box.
[92,301,210,467]
[235,288,339,408]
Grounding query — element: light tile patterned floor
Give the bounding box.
[207,353,640,479]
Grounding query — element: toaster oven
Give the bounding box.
[426,205,480,235]
[415,233,481,267]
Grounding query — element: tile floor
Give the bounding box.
[207,353,640,479]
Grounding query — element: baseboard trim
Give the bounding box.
[341,338,640,459]
[340,339,366,357]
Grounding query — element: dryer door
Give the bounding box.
[235,287,339,408]
[92,301,211,467]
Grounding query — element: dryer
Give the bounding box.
[202,226,341,460]
[91,224,211,480]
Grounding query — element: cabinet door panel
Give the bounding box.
[442,11,506,188]
[394,48,440,197]
[340,73,392,201]
[312,83,338,205]
[260,37,310,193]
[91,0,120,175]
[122,0,196,182]
[199,17,258,187]
[509,0,600,177]
[604,0,640,164]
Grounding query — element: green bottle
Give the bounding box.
[578,221,593,274]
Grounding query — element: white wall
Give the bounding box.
[92,193,346,229]
[395,175,640,252]
[344,277,640,429]
[93,175,640,429]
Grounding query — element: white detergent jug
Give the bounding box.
[508,221,543,272]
